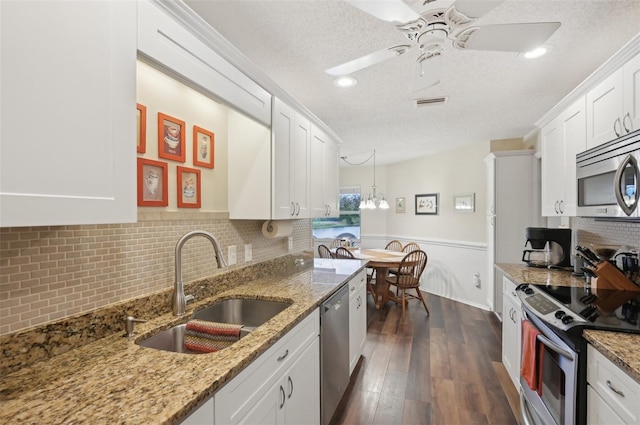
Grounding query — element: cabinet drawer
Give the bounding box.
[502,276,520,307]
[587,345,640,425]
[349,270,367,301]
[587,385,627,425]
[215,309,319,423]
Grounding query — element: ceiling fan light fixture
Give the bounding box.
[520,44,552,59]
[333,76,358,88]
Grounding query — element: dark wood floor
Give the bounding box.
[331,291,521,425]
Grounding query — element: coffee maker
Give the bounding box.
[522,227,572,268]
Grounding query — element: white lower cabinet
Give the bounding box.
[349,270,367,375]
[182,397,215,424]
[587,344,640,425]
[501,276,522,390]
[214,310,320,425]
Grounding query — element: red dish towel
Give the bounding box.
[521,320,545,395]
[184,320,243,353]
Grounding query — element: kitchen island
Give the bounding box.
[0,257,367,424]
[497,263,640,384]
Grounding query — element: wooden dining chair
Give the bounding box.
[386,250,429,321]
[385,240,403,251]
[334,246,355,259]
[318,244,333,259]
[402,242,420,253]
[330,239,342,249]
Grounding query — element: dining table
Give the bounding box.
[339,248,408,309]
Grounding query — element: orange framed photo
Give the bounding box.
[193,125,215,168]
[158,112,186,162]
[137,158,168,207]
[136,103,147,153]
[177,166,201,208]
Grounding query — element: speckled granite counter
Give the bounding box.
[0,258,367,424]
[496,263,640,384]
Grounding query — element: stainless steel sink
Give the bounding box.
[137,298,291,354]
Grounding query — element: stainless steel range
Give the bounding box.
[516,279,640,425]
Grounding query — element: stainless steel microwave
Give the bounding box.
[576,129,640,219]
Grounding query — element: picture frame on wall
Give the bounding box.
[158,112,186,162]
[193,125,215,169]
[136,103,147,154]
[453,193,475,212]
[177,166,201,208]
[395,197,406,213]
[137,158,168,207]
[415,193,438,215]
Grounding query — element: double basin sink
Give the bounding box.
[138,298,291,354]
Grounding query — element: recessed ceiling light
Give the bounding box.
[333,76,357,88]
[520,45,552,59]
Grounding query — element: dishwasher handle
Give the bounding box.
[324,299,343,312]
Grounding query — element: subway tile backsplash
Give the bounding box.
[573,217,640,251]
[0,213,311,335]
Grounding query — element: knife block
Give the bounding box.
[593,261,640,291]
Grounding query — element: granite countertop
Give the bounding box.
[496,263,640,384]
[0,258,367,424]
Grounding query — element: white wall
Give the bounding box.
[340,142,492,310]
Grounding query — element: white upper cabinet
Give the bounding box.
[137,0,272,126]
[541,97,586,216]
[272,99,310,219]
[586,52,640,149]
[310,126,339,218]
[0,1,137,227]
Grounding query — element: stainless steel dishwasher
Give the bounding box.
[321,284,350,425]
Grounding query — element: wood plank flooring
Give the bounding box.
[331,291,521,425]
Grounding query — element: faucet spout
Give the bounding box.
[173,230,227,316]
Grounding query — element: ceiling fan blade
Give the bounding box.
[454,22,561,52]
[325,45,413,76]
[346,0,420,24]
[412,51,443,91]
[451,0,504,19]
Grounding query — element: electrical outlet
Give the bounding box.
[228,245,237,265]
[287,237,293,251]
[473,272,481,288]
[244,244,252,262]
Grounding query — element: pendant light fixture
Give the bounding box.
[341,150,389,210]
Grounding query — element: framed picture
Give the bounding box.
[453,193,475,212]
[137,158,168,207]
[415,193,438,215]
[136,103,147,153]
[193,125,215,169]
[158,112,186,162]
[177,166,201,208]
[395,197,406,213]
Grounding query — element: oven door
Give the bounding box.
[520,310,578,425]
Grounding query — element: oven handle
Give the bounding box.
[520,390,546,425]
[537,334,574,360]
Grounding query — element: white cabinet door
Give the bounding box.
[283,338,320,425]
[586,69,624,149]
[586,52,640,150]
[541,118,564,216]
[349,271,367,375]
[541,96,585,217]
[559,97,586,216]
[310,125,340,218]
[292,114,311,219]
[587,386,627,425]
[623,52,640,135]
[0,0,137,227]
[501,277,521,390]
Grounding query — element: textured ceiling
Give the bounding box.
[184,0,640,165]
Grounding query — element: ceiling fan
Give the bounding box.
[325,0,561,91]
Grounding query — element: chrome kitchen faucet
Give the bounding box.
[173,230,227,316]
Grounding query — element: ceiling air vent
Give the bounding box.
[414,96,448,108]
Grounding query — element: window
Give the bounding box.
[312,187,361,241]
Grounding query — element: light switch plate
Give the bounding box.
[244,244,252,262]
[228,245,237,265]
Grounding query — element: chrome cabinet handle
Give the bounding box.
[290,202,295,216]
[554,200,559,214]
[614,117,622,137]
[559,200,564,214]
[606,380,625,397]
[288,376,294,399]
[277,349,289,362]
[623,112,632,133]
[279,385,286,409]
